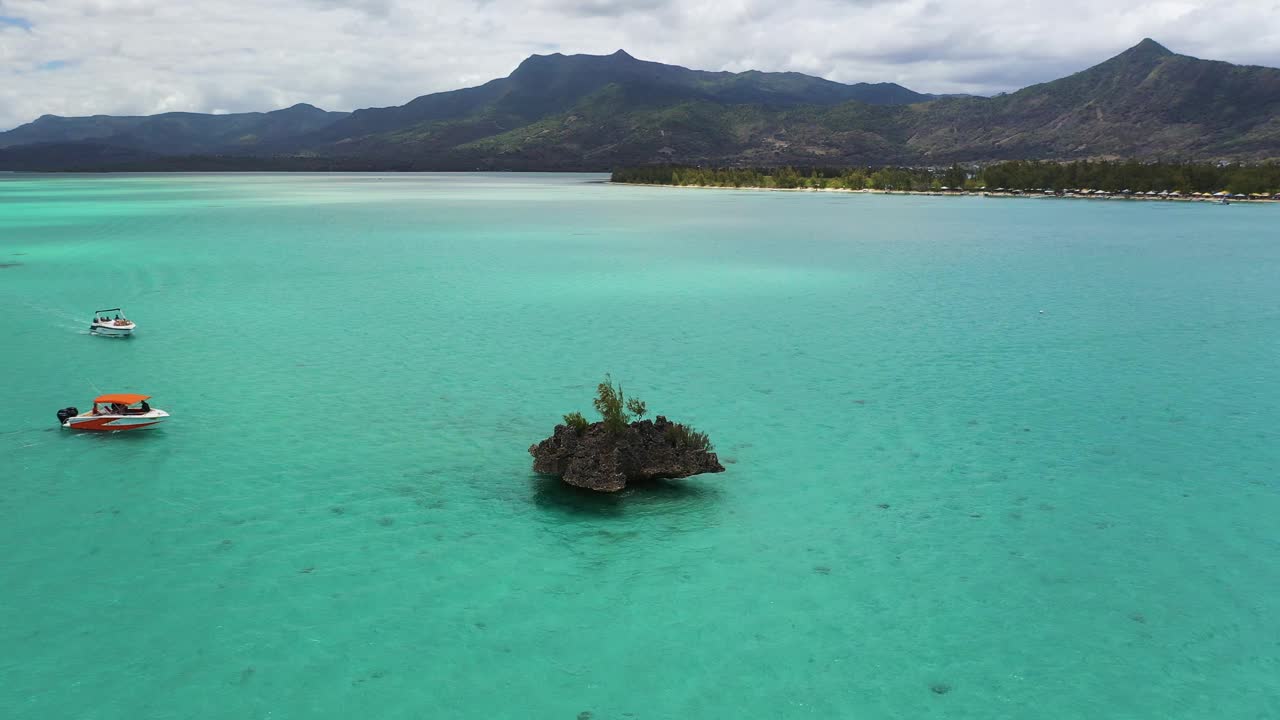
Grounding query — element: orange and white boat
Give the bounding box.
[90,308,136,337]
[57,393,169,432]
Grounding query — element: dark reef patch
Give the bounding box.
[531,416,724,492]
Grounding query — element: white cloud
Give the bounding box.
[1,0,1278,129]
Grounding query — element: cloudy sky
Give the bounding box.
[1,0,1278,130]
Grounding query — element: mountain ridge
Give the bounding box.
[2,40,1278,170]
[0,103,349,154]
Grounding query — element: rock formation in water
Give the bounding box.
[530,415,725,492]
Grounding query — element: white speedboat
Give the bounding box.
[90,308,135,336]
[57,394,169,432]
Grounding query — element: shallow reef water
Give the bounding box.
[1,173,1278,719]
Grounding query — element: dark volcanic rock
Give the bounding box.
[529,416,725,492]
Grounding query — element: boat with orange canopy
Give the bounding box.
[57,393,169,431]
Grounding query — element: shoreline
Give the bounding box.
[609,182,1280,204]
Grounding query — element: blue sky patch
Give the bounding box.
[0,15,33,30]
[39,60,72,71]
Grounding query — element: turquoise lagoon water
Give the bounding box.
[1,173,1277,719]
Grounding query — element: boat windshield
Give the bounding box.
[95,402,138,415]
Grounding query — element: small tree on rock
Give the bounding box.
[562,375,653,435]
[626,397,647,421]
[593,375,630,435]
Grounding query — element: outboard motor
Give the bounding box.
[56,406,79,425]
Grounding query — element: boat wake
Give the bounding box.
[16,302,92,334]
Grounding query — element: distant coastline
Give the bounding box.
[611,162,1280,204]
[611,182,1280,203]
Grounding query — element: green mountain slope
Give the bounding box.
[423,85,915,169]
[305,40,1280,168]
[2,40,1279,170]
[0,104,349,154]
[296,49,934,150]
[901,39,1280,162]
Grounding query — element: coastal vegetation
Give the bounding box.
[981,161,1280,195]
[612,161,1280,195]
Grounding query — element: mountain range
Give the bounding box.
[2,39,1278,171]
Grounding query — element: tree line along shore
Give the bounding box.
[611,162,1280,201]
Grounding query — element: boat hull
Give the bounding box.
[63,410,168,432]
[90,323,135,337]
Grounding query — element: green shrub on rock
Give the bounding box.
[593,375,632,435]
[562,376,704,445]
[666,422,713,451]
[563,411,589,433]
[625,397,647,421]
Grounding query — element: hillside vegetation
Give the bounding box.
[3,40,1280,170]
